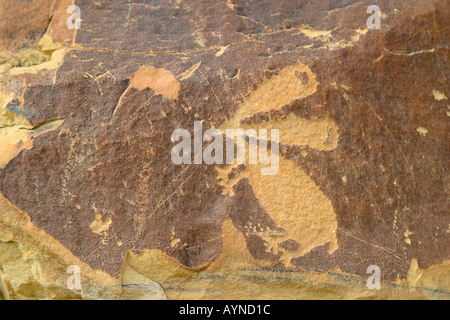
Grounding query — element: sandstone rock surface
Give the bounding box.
[0,0,448,299]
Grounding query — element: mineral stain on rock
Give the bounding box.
[130,65,180,99]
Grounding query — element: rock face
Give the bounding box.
[0,0,448,299]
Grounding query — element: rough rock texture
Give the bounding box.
[0,0,448,299]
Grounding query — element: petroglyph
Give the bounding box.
[218,63,339,265]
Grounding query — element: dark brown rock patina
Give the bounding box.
[0,0,448,283]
